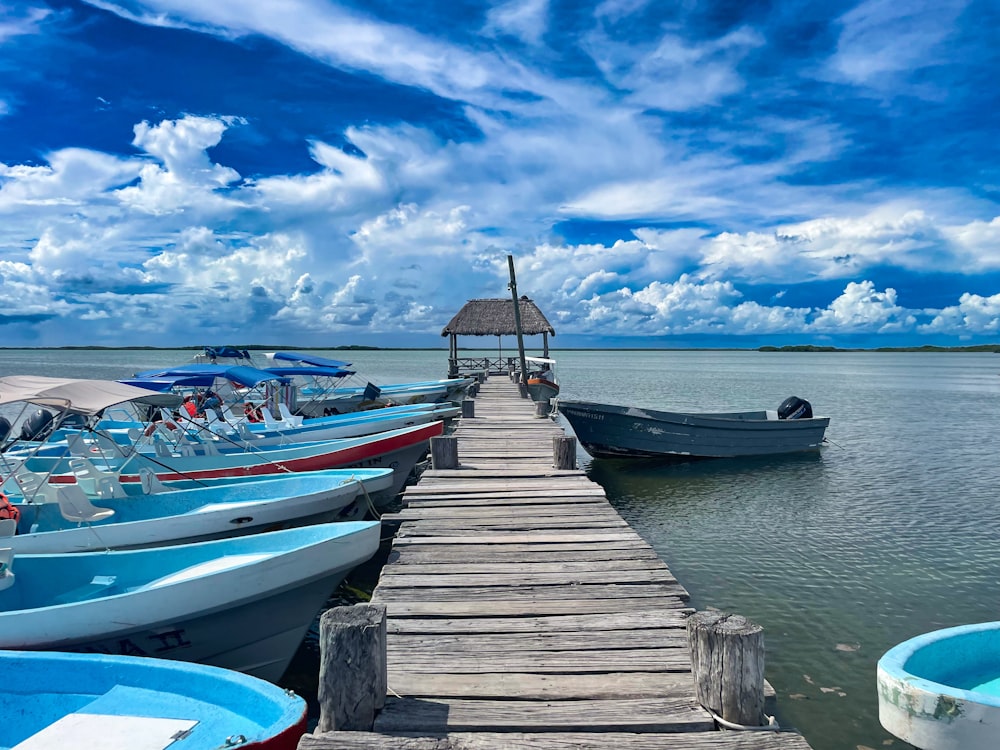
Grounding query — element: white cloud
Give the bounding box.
[483,0,549,45]
[810,281,916,333]
[0,5,51,42]
[584,25,764,111]
[827,0,969,90]
[921,293,1000,335]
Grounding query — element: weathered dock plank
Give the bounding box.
[302,378,813,750]
[302,731,814,750]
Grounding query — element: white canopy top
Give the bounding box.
[524,356,555,365]
[0,376,177,415]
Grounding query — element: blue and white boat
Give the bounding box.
[1,466,393,553]
[878,621,1000,750]
[0,649,307,749]
[264,351,475,416]
[0,521,380,682]
[0,375,442,505]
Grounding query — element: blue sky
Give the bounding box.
[0,0,998,348]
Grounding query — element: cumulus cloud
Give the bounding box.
[810,281,916,332]
[2,0,998,347]
[922,293,1000,335]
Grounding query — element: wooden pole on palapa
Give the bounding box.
[507,254,529,391]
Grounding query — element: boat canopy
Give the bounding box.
[269,351,353,368]
[262,366,354,378]
[0,376,179,414]
[525,356,556,365]
[131,364,291,389]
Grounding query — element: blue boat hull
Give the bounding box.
[558,399,830,460]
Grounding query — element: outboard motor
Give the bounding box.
[20,408,55,441]
[58,413,88,429]
[777,396,813,420]
[0,416,11,443]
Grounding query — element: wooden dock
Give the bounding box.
[301,378,814,749]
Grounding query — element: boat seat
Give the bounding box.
[13,470,57,504]
[55,484,115,525]
[139,468,169,494]
[237,422,260,441]
[258,407,283,428]
[277,404,304,427]
[0,547,13,591]
[0,519,16,537]
[69,457,128,498]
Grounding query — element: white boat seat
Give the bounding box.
[277,404,304,427]
[68,457,128,498]
[139,468,169,494]
[55,484,115,525]
[0,519,17,537]
[258,407,282,428]
[13,470,57,505]
[95,475,129,501]
[0,547,13,591]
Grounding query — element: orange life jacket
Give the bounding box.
[0,492,20,524]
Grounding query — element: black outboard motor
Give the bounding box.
[20,408,55,441]
[0,416,11,443]
[778,396,813,420]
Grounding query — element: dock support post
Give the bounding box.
[553,436,576,469]
[687,610,766,727]
[534,400,551,418]
[518,382,528,398]
[462,399,475,418]
[467,382,479,397]
[316,603,387,732]
[430,435,459,469]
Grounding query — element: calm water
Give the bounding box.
[2,348,999,750]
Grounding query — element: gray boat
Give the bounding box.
[557,396,830,460]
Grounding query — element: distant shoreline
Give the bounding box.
[1,344,998,353]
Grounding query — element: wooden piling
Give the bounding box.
[316,604,387,732]
[430,435,459,469]
[461,399,475,418]
[517,382,528,398]
[687,610,766,727]
[553,435,577,469]
[534,400,551,418]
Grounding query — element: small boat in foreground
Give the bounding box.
[0,521,380,682]
[0,649,306,749]
[878,621,1000,750]
[557,396,829,460]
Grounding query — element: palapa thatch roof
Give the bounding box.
[441,297,555,337]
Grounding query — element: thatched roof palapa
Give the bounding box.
[441,297,556,337]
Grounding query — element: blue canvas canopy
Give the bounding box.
[262,366,354,378]
[269,351,352,368]
[129,364,290,389]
